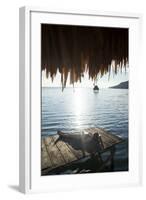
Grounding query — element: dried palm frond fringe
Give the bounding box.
[41,24,128,90]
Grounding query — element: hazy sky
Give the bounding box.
[42,66,128,88]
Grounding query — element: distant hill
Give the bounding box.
[110,81,128,89]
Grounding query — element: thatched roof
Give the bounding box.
[41,24,128,89]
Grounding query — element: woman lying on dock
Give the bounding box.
[55,130,104,156]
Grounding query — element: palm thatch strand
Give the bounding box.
[41,24,128,90]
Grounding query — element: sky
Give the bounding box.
[42,66,129,88]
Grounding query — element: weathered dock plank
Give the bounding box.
[56,140,77,163]
[44,136,66,169]
[41,127,123,173]
[86,128,122,149]
[41,139,52,170]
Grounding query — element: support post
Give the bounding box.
[110,146,116,170]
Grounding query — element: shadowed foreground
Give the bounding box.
[41,128,124,175]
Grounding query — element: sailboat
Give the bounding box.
[93,78,99,91]
[93,85,99,91]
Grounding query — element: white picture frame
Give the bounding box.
[19,6,142,194]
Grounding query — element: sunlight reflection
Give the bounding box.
[73,88,84,127]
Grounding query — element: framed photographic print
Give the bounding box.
[19,7,142,193]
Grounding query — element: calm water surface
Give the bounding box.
[41,87,128,171]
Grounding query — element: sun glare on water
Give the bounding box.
[73,88,85,128]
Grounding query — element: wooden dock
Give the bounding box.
[41,128,123,175]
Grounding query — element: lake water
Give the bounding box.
[41,87,128,171]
